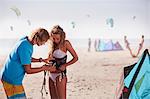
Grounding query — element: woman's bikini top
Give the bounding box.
[52,49,67,73]
[53,49,66,59]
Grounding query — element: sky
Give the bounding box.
[0,0,150,39]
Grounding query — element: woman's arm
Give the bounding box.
[59,40,78,71]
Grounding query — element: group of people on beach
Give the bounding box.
[0,25,78,99]
[88,38,101,52]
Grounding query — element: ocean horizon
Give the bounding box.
[0,38,150,56]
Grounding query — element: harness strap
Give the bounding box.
[40,71,48,98]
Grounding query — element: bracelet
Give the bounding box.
[39,58,42,62]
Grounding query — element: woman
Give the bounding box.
[45,25,78,99]
[0,28,55,99]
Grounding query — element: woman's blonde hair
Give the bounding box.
[51,25,66,50]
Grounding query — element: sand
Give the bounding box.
[0,47,149,99]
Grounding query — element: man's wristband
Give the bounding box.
[39,58,42,62]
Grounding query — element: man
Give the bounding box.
[0,28,56,99]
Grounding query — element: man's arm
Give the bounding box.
[31,57,43,62]
[24,64,56,74]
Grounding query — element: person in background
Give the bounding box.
[94,39,98,51]
[88,38,91,52]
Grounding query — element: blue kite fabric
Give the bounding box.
[124,49,150,99]
[98,40,123,51]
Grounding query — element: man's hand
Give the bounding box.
[49,66,57,72]
[58,65,66,71]
[42,65,52,71]
[42,59,50,64]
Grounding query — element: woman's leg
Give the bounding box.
[56,76,67,99]
[49,77,58,99]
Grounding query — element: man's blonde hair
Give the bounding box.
[29,28,50,42]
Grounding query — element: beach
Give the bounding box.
[0,46,149,99]
[1,0,150,98]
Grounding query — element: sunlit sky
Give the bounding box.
[0,0,150,39]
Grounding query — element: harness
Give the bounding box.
[40,55,67,98]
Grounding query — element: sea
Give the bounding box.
[0,38,150,57]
